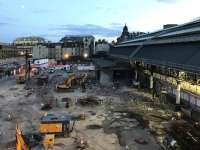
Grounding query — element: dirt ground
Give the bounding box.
[0,76,167,150]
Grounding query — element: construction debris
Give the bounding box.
[74,137,88,150]
[77,96,102,106]
[86,124,102,130]
[134,138,148,145]
[167,121,200,150]
[3,65,200,150]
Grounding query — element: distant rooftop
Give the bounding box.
[14,36,46,43]
[63,35,94,38]
[60,35,95,42]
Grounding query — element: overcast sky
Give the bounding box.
[0,0,200,42]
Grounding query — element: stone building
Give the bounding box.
[0,44,25,64]
[32,45,48,59]
[13,36,46,57]
[14,36,45,46]
[95,40,110,54]
[60,35,95,56]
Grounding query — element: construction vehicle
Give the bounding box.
[16,125,29,150]
[39,114,75,137]
[56,74,76,91]
[16,114,75,149]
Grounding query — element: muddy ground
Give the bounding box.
[0,76,172,150]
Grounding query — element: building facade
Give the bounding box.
[95,40,110,54]
[32,45,49,59]
[60,35,95,56]
[111,19,200,112]
[13,36,46,57]
[0,44,25,64]
[14,36,46,46]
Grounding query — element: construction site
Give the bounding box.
[0,52,200,150]
[0,64,160,150]
[1,7,200,150]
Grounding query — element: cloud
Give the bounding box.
[50,24,122,37]
[0,16,18,22]
[32,9,53,14]
[157,0,180,4]
[95,6,104,10]
[110,23,124,30]
[0,22,12,26]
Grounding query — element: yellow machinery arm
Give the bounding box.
[16,125,29,150]
[56,74,76,90]
[64,74,76,87]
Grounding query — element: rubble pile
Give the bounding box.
[86,124,102,130]
[167,121,200,150]
[77,96,102,106]
[35,86,56,110]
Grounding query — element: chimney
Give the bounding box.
[163,24,178,29]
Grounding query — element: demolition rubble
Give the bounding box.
[0,64,200,150]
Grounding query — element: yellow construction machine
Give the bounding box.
[39,114,75,137]
[16,125,29,150]
[56,74,76,91]
[16,114,75,149]
[39,114,75,148]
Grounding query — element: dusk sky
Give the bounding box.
[0,0,200,42]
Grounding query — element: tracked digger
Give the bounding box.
[56,74,76,92]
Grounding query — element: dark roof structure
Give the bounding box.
[60,35,94,43]
[93,58,131,70]
[120,19,200,45]
[133,42,200,73]
[110,19,200,74]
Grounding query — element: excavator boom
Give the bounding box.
[16,125,29,150]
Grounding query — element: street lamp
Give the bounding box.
[83,53,88,59]
[63,53,69,60]
[20,51,24,56]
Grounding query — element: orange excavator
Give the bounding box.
[56,74,76,91]
[16,125,29,150]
